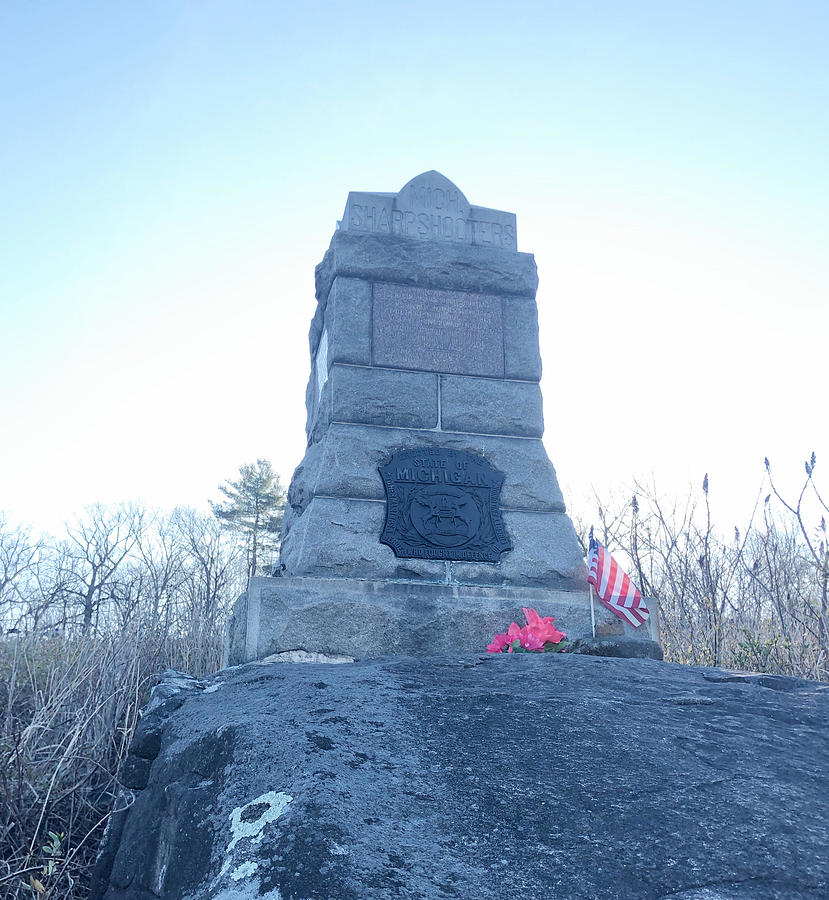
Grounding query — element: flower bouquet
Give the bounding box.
[487,607,568,653]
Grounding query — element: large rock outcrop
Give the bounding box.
[91,655,828,899]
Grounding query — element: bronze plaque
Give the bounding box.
[379,448,512,563]
[372,283,504,377]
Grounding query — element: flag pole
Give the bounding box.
[588,526,596,638]
[589,581,596,639]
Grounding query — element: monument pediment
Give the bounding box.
[394,171,470,218]
[341,170,517,250]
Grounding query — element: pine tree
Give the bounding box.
[210,459,286,577]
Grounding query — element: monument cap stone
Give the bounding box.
[395,170,470,218]
[341,170,518,250]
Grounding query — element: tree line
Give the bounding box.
[1,459,286,645]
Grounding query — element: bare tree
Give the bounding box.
[131,510,187,632]
[62,504,144,634]
[765,452,829,665]
[172,508,245,671]
[0,516,42,631]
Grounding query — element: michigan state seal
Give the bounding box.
[379,448,512,563]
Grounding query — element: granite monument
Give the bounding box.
[224,171,657,663]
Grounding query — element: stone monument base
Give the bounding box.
[224,575,659,665]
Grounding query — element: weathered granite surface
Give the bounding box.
[279,424,572,557]
[502,294,543,380]
[313,230,538,308]
[224,577,640,666]
[91,657,829,899]
[329,365,439,430]
[277,498,585,589]
[439,374,544,437]
[284,424,566,516]
[325,277,372,366]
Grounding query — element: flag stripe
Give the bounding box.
[598,596,640,626]
[587,535,649,628]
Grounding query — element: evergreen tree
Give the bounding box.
[210,459,286,577]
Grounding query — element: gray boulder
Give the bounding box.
[92,657,828,899]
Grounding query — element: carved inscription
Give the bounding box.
[341,173,517,249]
[398,182,468,217]
[372,284,504,378]
[346,203,516,248]
[379,448,512,563]
[348,204,470,242]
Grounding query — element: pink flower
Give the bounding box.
[486,632,510,653]
[487,609,567,653]
[523,607,567,645]
[505,621,523,652]
[518,625,545,651]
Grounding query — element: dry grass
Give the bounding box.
[0,623,225,898]
[0,505,242,897]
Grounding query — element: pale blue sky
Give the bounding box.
[1,1,827,533]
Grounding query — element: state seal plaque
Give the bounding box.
[379,448,512,563]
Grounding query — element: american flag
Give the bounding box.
[587,529,649,627]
